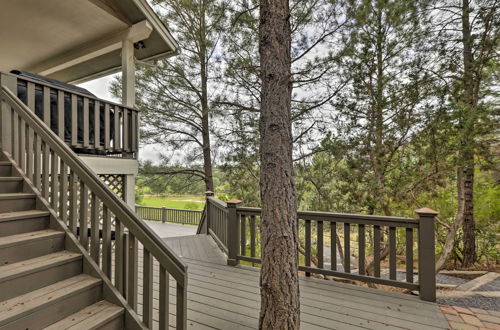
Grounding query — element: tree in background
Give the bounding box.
[323,0,437,216]
[432,0,499,269]
[217,0,348,200]
[113,0,229,191]
[258,0,300,327]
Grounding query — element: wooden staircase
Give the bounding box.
[0,157,125,329]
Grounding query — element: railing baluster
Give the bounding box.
[94,101,100,149]
[71,95,77,147]
[123,108,129,152]
[104,104,110,150]
[19,119,26,171]
[358,224,365,275]
[11,111,19,162]
[42,143,50,200]
[80,182,89,249]
[406,228,414,283]
[127,232,138,311]
[317,220,324,268]
[83,98,89,148]
[250,215,256,258]
[374,225,381,277]
[177,283,187,330]
[114,107,121,151]
[41,86,50,126]
[240,215,247,256]
[115,219,125,294]
[305,219,311,276]
[344,223,350,273]
[331,222,337,271]
[68,170,78,235]
[143,249,153,327]
[59,160,68,223]
[26,127,34,182]
[34,134,41,189]
[159,265,170,330]
[389,226,397,280]
[50,150,59,210]
[102,206,112,278]
[90,193,100,264]
[57,91,64,139]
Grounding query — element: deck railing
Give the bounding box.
[203,193,437,302]
[0,85,187,329]
[136,205,202,225]
[0,71,139,158]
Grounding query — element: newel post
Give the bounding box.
[161,207,167,223]
[205,191,214,235]
[227,199,242,266]
[415,207,438,302]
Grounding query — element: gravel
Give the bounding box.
[437,296,500,312]
[436,273,469,285]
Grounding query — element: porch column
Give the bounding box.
[124,174,136,208]
[121,39,137,207]
[122,39,136,107]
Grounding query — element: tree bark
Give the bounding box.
[459,0,476,267]
[258,0,300,328]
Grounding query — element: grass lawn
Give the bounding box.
[138,195,205,210]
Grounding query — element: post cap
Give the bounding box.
[415,207,439,216]
[205,191,215,197]
[226,199,242,206]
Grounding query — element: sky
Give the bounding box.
[79,75,163,164]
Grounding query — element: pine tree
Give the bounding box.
[259,0,300,328]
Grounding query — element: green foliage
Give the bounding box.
[138,195,205,210]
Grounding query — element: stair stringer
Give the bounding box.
[2,151,146,330]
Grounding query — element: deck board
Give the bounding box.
[134,234,447,329]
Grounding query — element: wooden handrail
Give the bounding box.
[136,205,202,225]
[2,72,139,158]
[1,85,188,328]
[206,195,437,302]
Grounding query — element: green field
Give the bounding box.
[138,195,205,210]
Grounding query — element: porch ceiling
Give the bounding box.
[0,0,178,84]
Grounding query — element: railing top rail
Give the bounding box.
[1,85,186,282]
[207,196,228,210]
[2,71,140,112]
[136,205,203,213]
[236,206,418,227]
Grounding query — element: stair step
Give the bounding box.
[44,300,124,330]
[0,162,12,176]
[0,251,82,301]
[0,177,23,193]
[0,192,36,212]
[0,210,50,237]
[0,274,102,329]
[0,229,65,265]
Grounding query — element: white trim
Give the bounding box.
[28,21,153,77]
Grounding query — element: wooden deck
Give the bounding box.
[137,234,448,329]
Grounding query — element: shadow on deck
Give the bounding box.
[139,234,448,329]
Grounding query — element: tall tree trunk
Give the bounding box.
[258,0,300,328]
[200,1,214,192]
[460,0,476,267]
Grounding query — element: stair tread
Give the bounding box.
[0,229,64,248]
[0,192,36,200]
[44,300,124,330]
[0,209,50,222]
[0,251,82,282]
[0,161,10,166]
[0,274,101,324]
